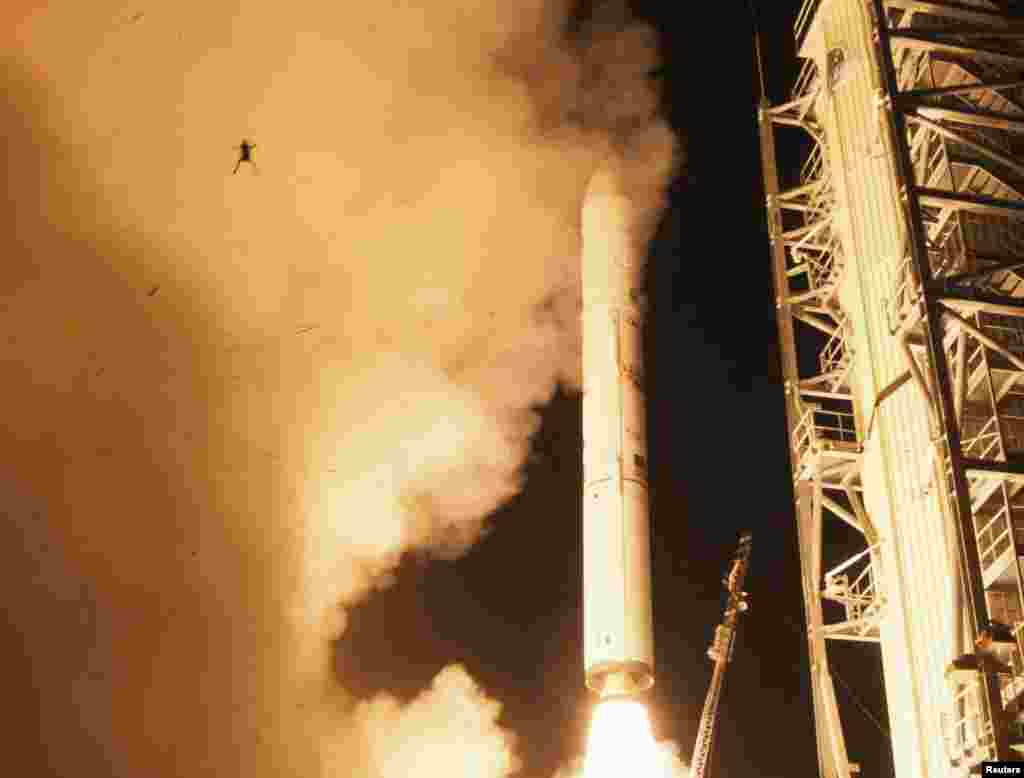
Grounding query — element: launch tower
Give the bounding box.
[760,0,1024,775]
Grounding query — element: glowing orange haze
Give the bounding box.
[1,1,676,776]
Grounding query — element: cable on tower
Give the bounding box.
[832,668,891,742]
[746,0,767,102]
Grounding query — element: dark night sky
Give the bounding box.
[338,3,894,778]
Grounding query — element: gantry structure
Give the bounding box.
[759,1,1024,776]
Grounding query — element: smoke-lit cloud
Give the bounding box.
[346,665,520,778]
[0,1,677,776]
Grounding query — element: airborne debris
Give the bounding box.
[148,285,160,297]
[233,140,258,174]
[113,10,144,29]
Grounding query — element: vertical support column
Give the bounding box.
[955,329,967,430]
[761,96,806,440]
[869,0,1011,761]
[760,98,851,778]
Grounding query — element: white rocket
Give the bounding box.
[581,173,655,699]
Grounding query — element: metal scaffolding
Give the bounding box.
[760,1,1024,775]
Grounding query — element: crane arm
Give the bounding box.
[690,533,752,778]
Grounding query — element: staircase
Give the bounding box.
[947,163,1024,296]
[938,62,1024,119]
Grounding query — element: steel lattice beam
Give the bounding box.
[934,289,1024,316]
[964,457,1024,483]
[915,187,1024,216]
[883,0,1024,26]
[889,29,1024,67]
[874,0,1013,760]
[897,78,1024,104]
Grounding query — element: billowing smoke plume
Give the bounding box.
[0,0,676,776]
[344,665,520,777]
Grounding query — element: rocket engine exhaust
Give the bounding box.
[581,172,654,700]
[582,698,661,778]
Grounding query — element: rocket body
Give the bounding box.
[581,181,654,698]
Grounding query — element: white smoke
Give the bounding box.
[293,354,533,655]
[347,665,520,778]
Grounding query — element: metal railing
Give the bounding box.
[794,57,819,103]
[908,123,951,193]
[944,680,997,766]
[791,406,815,478]
[801,139,826,187]
[998,625,1024,707]
[962,415,1002,461]
[823,543,883,635]
[787,75,842,294]
[1014,621,1024,670]
[820,317,852,381]
[799,245,837,292]
[929,217,966,280]
[962,342,986,400]
[790,403,856,477]
[977,504,1013,575]
[812,407,858,445]
[792,217,839,292]
[790,405,859,478]
[888,253,920,330]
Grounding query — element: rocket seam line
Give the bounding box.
[615,306,628,658]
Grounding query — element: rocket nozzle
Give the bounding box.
[586,661,654,700]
